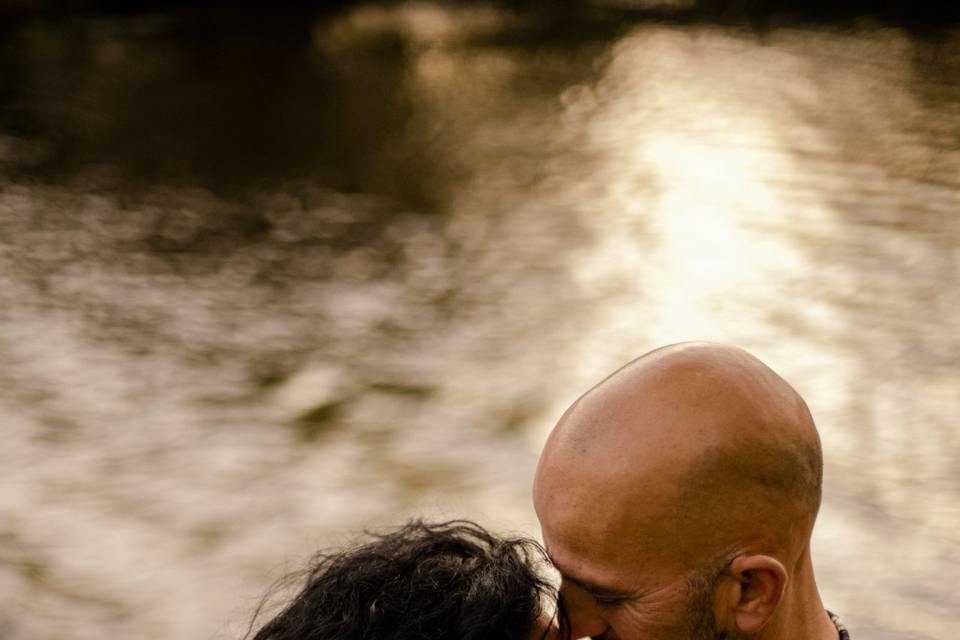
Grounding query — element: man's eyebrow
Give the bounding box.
[561,573,633,599]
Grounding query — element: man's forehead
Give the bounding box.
[540,501,691,591]
[537,475,678,554]
[546,546,632,596]
[543,535,653,597]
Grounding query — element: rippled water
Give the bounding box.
[0,5,958,640]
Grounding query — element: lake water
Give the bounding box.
[0,4,957,639]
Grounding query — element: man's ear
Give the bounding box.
[719,554,788,634]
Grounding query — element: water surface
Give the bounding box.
[0,5,957,639]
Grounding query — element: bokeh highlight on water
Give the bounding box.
[0,4,957,639]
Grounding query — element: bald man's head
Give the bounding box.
[535,342,822,576]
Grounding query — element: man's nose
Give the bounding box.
[559,582,610,639]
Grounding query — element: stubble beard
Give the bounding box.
[684,566,748,640]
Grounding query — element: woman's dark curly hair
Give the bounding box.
[247,520,568,640]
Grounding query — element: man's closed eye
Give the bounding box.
[593,595,628,608]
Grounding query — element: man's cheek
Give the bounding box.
[607,600,685,640]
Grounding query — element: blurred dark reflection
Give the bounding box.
[0,3,957,640]
[0,10,448,208]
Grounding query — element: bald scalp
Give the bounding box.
[535,342,822,571]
